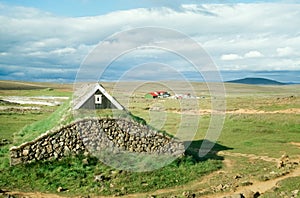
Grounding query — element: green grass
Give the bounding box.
[219,113,300,158]
[13,100,72,145]
[0,155,221,196]
[0,81,223,196]
[74,109,147,125]
[0,80,72,92]
[226,95,299,111]
[0,82,72,142]
[0,81,299,197]
[0,101,73,171]
[0,145,10,169]
[0,109,52,142]
[130,108,300,158]
[0,88,72,97]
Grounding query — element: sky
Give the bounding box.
[1,0,300,82]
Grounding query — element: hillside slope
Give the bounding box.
[227,77,286,85]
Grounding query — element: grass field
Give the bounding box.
[0,80,299,197]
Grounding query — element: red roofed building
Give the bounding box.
[144,91,170,99]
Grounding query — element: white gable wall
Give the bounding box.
[73,83,124,110]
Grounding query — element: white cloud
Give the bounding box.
[50,47,77,55]
[0,52,9,56]
[181,4,199,10]
[220,54,242,61]
[181,4,218,16]
[276,47,295,57]
[1,2,300,82]
[244,50,264,58]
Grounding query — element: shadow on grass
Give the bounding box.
[184,139,233,162]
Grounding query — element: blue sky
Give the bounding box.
[1,0,283,16]
[1,0,300,82]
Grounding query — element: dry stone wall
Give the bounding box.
[10,118,184,166]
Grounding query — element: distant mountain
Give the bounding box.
[226,77,287,85]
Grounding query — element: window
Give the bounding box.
[95,94,102,104]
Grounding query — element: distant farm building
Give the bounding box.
[73,83,124,110]
[170,93,199,100]
[145,91,170,99]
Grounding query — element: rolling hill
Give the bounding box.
[226,77,287,85]
[0,80,72,90]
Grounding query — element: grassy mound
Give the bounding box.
[1,100,223,196]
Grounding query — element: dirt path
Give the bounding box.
[176,108,300,115]
[124,150,300,198]
[226,108,300,114]
[121,170,227,198]
[131,150,300,198]
[3,190,109,198]
[4,191,66,198]
[219,151,278,163]
[291,142,300,148]
[200,150,300,198]
[206,165,300,198]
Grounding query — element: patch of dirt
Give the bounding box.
[219,151,278,163]
[125,150,300,198]
[1,190,110,198]
[1,191,66,198]
[176,108,300,115]
[207,150,300,198]
[211,165,300,198]
[0,106,41,111]
[122,169,227,198]
[290,142,300,148]
[223,158,234,169]
[0,96,68,106]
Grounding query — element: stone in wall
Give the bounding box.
[10,118,185,166]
